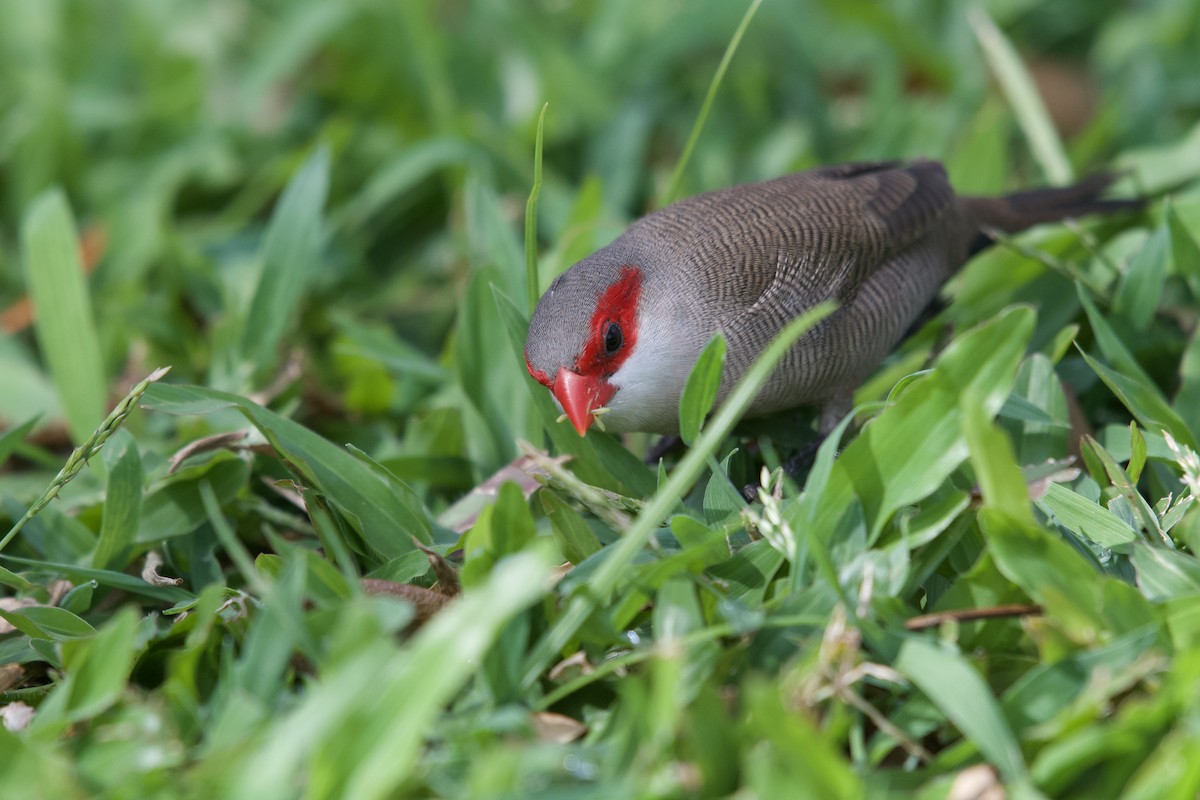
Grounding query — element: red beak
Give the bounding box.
[553,368,616,436]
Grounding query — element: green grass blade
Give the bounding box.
[91,438,142,570]
[20,188,107,444]
[661,0,763,205]
[969,8,1072,185]
[895,636,1032,788]
[679,334,726,446]
[525,103,548,312]
[241,146,330,377]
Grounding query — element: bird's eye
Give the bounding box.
[603,322,623,355]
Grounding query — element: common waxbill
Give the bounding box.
[524,160,1132,436]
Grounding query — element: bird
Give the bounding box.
[524,160,1135,437]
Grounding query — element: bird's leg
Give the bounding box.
[741,392,854,502]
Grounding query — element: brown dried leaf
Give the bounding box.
[361,579,453,627]
[948,764,1005,800]
[531,711,587,744]
[413,539,460,597]
[548,651,594,682]
[168,431,250,474]
[0,664,26,693]
[142,551,183,587]
[438,452,571,533]
[0,598,38,634]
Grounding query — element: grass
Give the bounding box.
[2,1,1200,797]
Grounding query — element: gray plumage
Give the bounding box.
[525,160,1133,435]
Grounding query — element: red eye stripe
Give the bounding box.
[575,266,642,376]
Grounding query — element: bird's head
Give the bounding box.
[524,251,704,436]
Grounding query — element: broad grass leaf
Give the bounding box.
[1167,201,1200,298]
[1079,347,1196,449]
[1113,225,1168,331]
[1131,543,1200,601]
[679,334,726,445]
[1128,422,1147,484]
[961,394,1033,523]
[137,455,250,543]
[1036,483,1138,547]
[93,436,142,570]
[1076,285,1154,390]
[703,451,744,525]
[335,138,479,230]
[743,680,862,799]
[970,8,1071,185]
[0,416,39,471]
[231,553,308,704]
[0,555,192,603]
[233,553,550,800]
[241,146,330,376]
[814,306,1034,542]
[0,605,95,640]
[980,507,1156,640]
[524,104,547,311]
[946,101,1011,194]
[20,189,107,444]
[895,636,1031,786]
[1177,326,1200,434]
[458,267,523,465]
[541,491,602,564]
[1002,625,1160,732]
[652,575,703,642]
[142,383,431,558]
[32,608,138,730]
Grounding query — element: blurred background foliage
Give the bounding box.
[2,0,1200,797]
[0,1,1196,493]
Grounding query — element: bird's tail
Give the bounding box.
[964,174,1142,256]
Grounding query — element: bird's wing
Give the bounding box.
[649,160,958,315]
[762,160,957,308]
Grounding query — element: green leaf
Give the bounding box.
[962,392,1033,524]
[524,103,548,312]
[0,555,192,603]
[1167,201,1200,299]
[1076,285,1156,390]
[0,415,39,471]
[820,306,1034,542]
[969,8,1071,185]
[1131,543,1200,601]
[241,146,330,375]
[1128,422,1148,484]
[1079,347,1197,449]
[33,608,138,730]
[234,552,551,799]
[93,437,142,570]
[6,605,96,640]
[1036,482,1138,548]
[541,491,602,564]
[679,334,726,446]
[895,636,1031,786]
[142,383,431,559]
[20,188,107,444]
[1113,225,1168,331]
[662,0,763,204]
[979,507,1144,641]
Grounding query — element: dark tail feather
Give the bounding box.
[966,173,1143,256]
